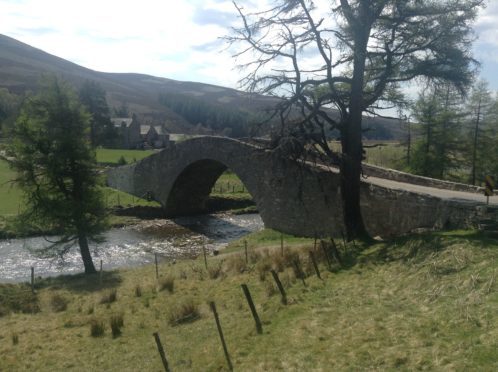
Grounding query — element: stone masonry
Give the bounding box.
[107,136,487,238]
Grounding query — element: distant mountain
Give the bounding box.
[0,34,405,140]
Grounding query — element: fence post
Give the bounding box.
[270,270,287,305]
[152,332,171,372]
[203,240,208,270]
[209,302,233,371]
[99,260,103,287]
[293,260,306,287]
[280,234,284,256]
[30,266,35,293]
[241,284,263,334]
[244,240,248,264]
[309,251,321,279]
[155,253,159,279]
[321,240,332,271]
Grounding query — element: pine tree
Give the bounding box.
[7,77,108,274]
[409,85,465,180]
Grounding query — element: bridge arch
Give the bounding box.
[107,136,345,236]
[107,136,483,238]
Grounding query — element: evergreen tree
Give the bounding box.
[79,81,115,147]
[7,77,108,274]
[409,85,465,180]
[465,80,496,185]
[0,88,21,136]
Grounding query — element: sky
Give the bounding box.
[1,0,498,93]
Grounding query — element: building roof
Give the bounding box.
[140,125,151,135]
[154,126,168,135]
[111,118,133,128]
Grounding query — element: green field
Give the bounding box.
[95,148,156,164]
[0,160,23,216]
[0,230,496,370]
[330,140,406,170]
[0,148,160,218]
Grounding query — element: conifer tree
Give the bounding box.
[7,77,108,274]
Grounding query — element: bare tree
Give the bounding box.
[227,0,484,240]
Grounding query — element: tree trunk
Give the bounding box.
[471,98,481,186]
[340,26,369,241]
[78,233,96,274]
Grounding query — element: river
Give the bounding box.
[0,213,263,283]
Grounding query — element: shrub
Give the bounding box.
[207,262,224,279]
[227,254,248,274]
[159,275,175,293]
[90,319,105,337]
[50,294,69,312]
[134,285,142,297]
[255,258,272,281]
[265,280,277,297]
[168,299,200,326]
[99,289,117,304]
[110,313,124,338]
[117,155,127,165]
[0,284,40,316]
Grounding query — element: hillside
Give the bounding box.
[0,34,404,139]
[0,230,497,370]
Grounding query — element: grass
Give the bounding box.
[0,159,23,216]
[0,148,160,236]
[0,156,251,236]
[95,148,156,165]
[330,140,407,170]
[0,229,496,371]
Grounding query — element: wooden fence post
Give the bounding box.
[241,284,263,334]
[155,253,159,279]
[280,234,284,256]
[99,260,103,286]
[270,270,287,305]
[293,260,306,287]
[321,240,332,271]
[209,302,233,371]
[30,266,34,293]
[203,240,208,270]
[244,240,248,264]
[153,332,171,372]
[309,251,321,279]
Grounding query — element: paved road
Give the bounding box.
[364,174,498,206]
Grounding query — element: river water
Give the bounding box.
[0,213,263,283]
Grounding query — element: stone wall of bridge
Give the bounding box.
[107,136,481,238]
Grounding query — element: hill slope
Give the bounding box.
[0,34,405,139]
[0,230,496,370]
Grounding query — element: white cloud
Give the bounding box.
[0,0,497,91]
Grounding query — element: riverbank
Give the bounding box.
[1,229,497,370]
[0,213,263,283]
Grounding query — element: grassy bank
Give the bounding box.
[1,230,496,371]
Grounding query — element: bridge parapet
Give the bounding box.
[107,136,485,238]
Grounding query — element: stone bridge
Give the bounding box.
[107,136,495,238]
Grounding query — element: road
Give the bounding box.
[364,174,498,206]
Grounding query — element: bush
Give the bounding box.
[134,285,142,297]
[50,294,69,312]
[0,284,40,316]
[100,289,117,304]
[168,299,200,326]
[207,262,224,279]
[117,155,127,165]
[110,313,124,338]
[90,319,105,337]
[159,275,175,293]
[227,254,248,273]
